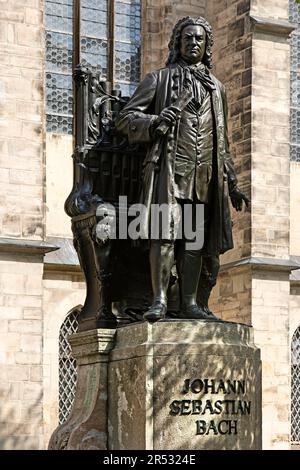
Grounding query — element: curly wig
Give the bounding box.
[166,16,213,68]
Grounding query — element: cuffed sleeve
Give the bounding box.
[127,114,159,144]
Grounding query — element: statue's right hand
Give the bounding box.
[159,106,178,126]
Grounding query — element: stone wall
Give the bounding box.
[206,0,252,264]
[0,254,44,449]
[210,266,252,325]
[0,0,45,240]
[252,269,291,449]
[207,0,292,450]
[290,162,300,255]
[290,285,300,343]
[0,0,297,451]
[42,269,85,448]
[251,0,289,19]
[252,270,290,449]
[45,134,73,238]
[250,0,291,450]
[251,29,290,260]
[0,0,46,450]
[206,0,253,370]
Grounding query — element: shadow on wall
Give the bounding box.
[0,392,43,450]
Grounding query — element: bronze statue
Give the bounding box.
[65,16,249,330]
[116,16,249,322]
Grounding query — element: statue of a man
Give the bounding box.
[116,16,249,322]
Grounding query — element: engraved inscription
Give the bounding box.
[169,378,252,436]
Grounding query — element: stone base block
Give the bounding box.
[48,329,116,450]
[108,320,262,450]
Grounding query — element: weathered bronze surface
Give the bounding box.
[65,16,249,330]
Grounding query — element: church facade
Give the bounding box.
[0,0,300,450]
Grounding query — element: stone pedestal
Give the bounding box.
[108,320,262,450]
[48,320,261,450]
[48,328,116,450]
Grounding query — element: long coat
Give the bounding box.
[116,63,237,255]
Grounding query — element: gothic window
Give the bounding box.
[114,0,141,96]
[45,0,74,134]
[45,0,141,134]
[290,0,300,161]
[291,325,300,444]
[58,306,80,424]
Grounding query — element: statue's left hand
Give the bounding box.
[230,187,250,211]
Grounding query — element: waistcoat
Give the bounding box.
[174,81,214,203]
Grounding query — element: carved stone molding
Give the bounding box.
[220,256,300,273]
[250,15,296,37]
[0,238,58,255]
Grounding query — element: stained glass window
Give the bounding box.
[115,0,141,96]
[80,0,108,75]
[290,1,300,161]
[45,0,141,134]
[45,0,74,134]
